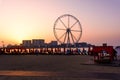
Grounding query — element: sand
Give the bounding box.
[0,55,120,80]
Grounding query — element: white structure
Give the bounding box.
[32,39,45,47]
[49,41,58,46]
[22,40,31,47]
[115,47,120,56]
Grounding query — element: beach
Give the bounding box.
[0,55,120,80]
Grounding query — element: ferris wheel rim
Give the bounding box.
[53,14,82,44]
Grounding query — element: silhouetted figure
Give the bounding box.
[35,49,39,55]
[77,49,81,54]
[0,48,5,55]
[0,48,2,54]
[82,48,87,55]
[113,49,117,60]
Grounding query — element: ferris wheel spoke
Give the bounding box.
[67,34,69,47]
[70,32,78,42]
[70,20,79,29]
[55,28,66,31]
[68,15,70,28]
[71,30,82,32]
[63,32,67,43]
[67,32,71,45]
[70,32,75,44]
[59,18,67,29]
[58,32,66,40]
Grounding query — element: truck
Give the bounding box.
[91,44,116,63]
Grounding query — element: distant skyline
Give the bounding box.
[0,0,120,46]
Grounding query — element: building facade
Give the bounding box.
[49,41,58,47]
[22,40,31,47]
[32,39,45,47]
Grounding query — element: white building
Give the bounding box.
[32,39,45,47]
[49,41,58,46]
[115,47,120,56]
[22,40,31,47]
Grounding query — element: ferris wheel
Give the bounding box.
[53,14,82,47]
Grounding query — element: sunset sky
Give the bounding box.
[0,0,120,46]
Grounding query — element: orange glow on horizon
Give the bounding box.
[0,0,120,46]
